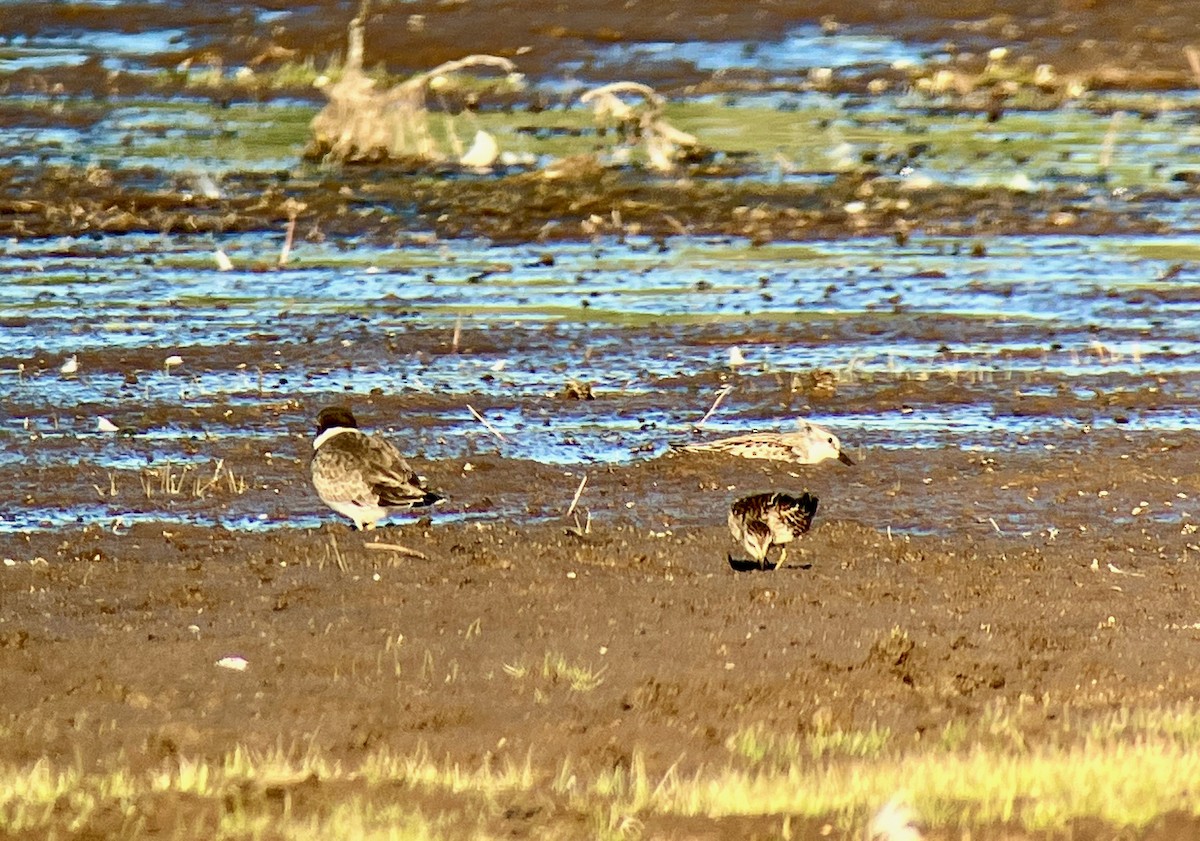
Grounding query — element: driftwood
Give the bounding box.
[579,81,699,171]
[310,0,518,163]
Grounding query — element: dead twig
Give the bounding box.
[694,385,733,430]
[364,542,429,560]
[564,509,592,538]
[1099,111,1123,171]
[328,533,347,572]
[466,404,506,442]
[1186,46,1200,89]
[278,198,305,267]
[565,474,588,518]
[579,81,699,172]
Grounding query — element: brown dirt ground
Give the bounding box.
[3,394,1200,837]
[3,0,1198,92]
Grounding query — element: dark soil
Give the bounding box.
[3,0,1198,92]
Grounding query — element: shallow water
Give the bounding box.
[0,28,186,72]
[566,25,930,83]
[4,23,1200,532]
[4,232,1199,472]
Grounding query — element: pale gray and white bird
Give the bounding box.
[678,419,855,466]
[310,406,443,530]
[728,491,819,569]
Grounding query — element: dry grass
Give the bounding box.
[138,459,246,499]
[8,704,1200,839]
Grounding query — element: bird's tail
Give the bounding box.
[795,491,819,518]
[781,491,819,528]
[416,491,445,508]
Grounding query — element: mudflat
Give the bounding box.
[3,0,1200,838]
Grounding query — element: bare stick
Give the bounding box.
[411,54,517,85]
[565,509,592,537]
[466,404,506,441]
[694,385,733,430]
[579,81,665,110]
[364,542,428,560]
[278,216,296,267]
[1186,46,1200,89]
[565,474,588,518]
[328,534,347,572]
[1099,111,1123,171]
[451,315,462,352]
[662,213,689,236]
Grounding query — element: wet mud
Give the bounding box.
[4,428,1200,836]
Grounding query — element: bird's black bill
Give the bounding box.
[838,449,855,466]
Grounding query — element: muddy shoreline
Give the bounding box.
[4,430,1200,835]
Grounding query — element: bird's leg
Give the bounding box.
[777,546,788,568]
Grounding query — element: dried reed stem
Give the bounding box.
[565,474,588,518]
[364,542,428,559]
[1186,46,1200,89]
[278,217,296,267]
[466,404,506,441]
[328,534,347,572]
[1099,111,1123,171]
[694,385,733,429]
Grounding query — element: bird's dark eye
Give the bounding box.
[828,437,834,444]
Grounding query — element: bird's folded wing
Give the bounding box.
[364,435,429,505]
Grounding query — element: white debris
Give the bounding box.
[867,795,923,841]
[460,129,500,170]
[215,656,249,672]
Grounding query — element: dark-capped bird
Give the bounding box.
[310,406,443,530]
[728,491,819,569]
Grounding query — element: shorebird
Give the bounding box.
[728,491,819,569]
[677,419,855,466]
[310,406,443,530]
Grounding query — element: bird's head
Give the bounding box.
[315,406,358,435]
